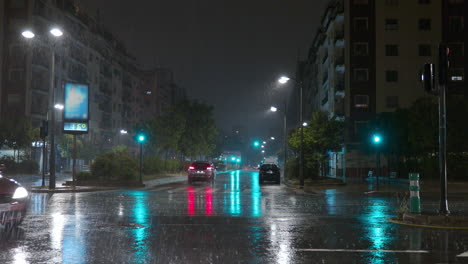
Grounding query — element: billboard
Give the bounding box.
[63,82,89,134]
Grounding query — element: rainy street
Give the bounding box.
[1,170,468,264]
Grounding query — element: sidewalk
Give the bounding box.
[23,173,187,193]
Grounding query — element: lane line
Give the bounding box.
[457,251,468,257]
[297,249,429,254]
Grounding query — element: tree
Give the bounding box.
[288,111,344,178]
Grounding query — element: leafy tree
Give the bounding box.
[288,111,344,178]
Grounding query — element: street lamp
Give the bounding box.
[136,132,146,184]
[303,122,308,127]
[271,137,275,140]
[372,133,383,190]
[278,76,304,187]
[270,104,288,178]
[22,27,64,189]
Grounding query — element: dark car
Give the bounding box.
[259,163,280,184]
[0,173,28,229]
[188,161,216,184]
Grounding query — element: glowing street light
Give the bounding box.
[271,137,275,140]
[120,130,128,134]
[54,104,64,110]
[278,76,290,84]
[50,28,63,37]
[270,106,278,112]
[21,30,35,39]
[303,122,308,127]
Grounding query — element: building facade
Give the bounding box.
[301,0,466,178]
[0,0,183,152]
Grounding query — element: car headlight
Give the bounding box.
[12,187,28,199]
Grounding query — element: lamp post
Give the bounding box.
[22,27,64,189]
[372,133,382,191]
[278,76,304,188]
[136,132,146,184]
[119,129,128,145]
[270,104,288,178]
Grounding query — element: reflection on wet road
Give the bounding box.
[1,170,468,263]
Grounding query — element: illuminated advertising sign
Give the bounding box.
[64,83,89,121]
[63,82,89,134]
[63,122,89,133]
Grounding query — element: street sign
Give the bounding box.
[63,82,89,134]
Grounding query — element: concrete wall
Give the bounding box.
[375,0,441,112]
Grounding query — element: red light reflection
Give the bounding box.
[205,187,213,216]
[187,186,195,216]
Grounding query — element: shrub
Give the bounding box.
[143,155,164,175]
[285,158,298,180]
[19,160,39,174]
[91,150,138,181]
[0,156,18,174]
[76,171,92,181]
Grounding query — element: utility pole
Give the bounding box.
[438,44,449,215]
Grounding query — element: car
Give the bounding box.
[188,161,216,184]
[0,173,28,229]
[259,163,280,184]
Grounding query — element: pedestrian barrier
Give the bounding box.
[409,173,421,213]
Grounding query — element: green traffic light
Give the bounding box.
[253,141,260,147]
[373,134,381,144]
[137,134,146,143]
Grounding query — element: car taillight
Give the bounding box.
[207,166,213,171]
[189,166,195,170]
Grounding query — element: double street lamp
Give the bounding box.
[278,76,305,188]
[22,27,64,189]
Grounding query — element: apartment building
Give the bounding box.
[301,0,465,178]
[0,0,183,150]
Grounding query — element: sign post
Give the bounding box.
[63,83,89,186]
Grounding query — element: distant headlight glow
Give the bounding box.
[12,187,28,199]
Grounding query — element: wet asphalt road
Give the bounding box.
[1,170,468,264]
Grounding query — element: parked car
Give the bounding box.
[188,161,216,184]
[0,173,28,229]
[259,163,280,184]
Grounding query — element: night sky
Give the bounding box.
[79,0,329,137]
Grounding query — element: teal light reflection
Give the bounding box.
[325,189,336,215]
[360,198,398,264]
[251,171,262,217]
[129,191,150,264]
[228,171,241,216]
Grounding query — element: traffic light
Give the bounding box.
[253,140,260,148]
[438,44,450,85]
[372,134,382,145]
[136,132,146,143]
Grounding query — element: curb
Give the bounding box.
[31,187,118,193]
[388,217,468,230]
[30,176,188,193]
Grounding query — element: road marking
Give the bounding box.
[297,249,429,254]
[457,251,468,257]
